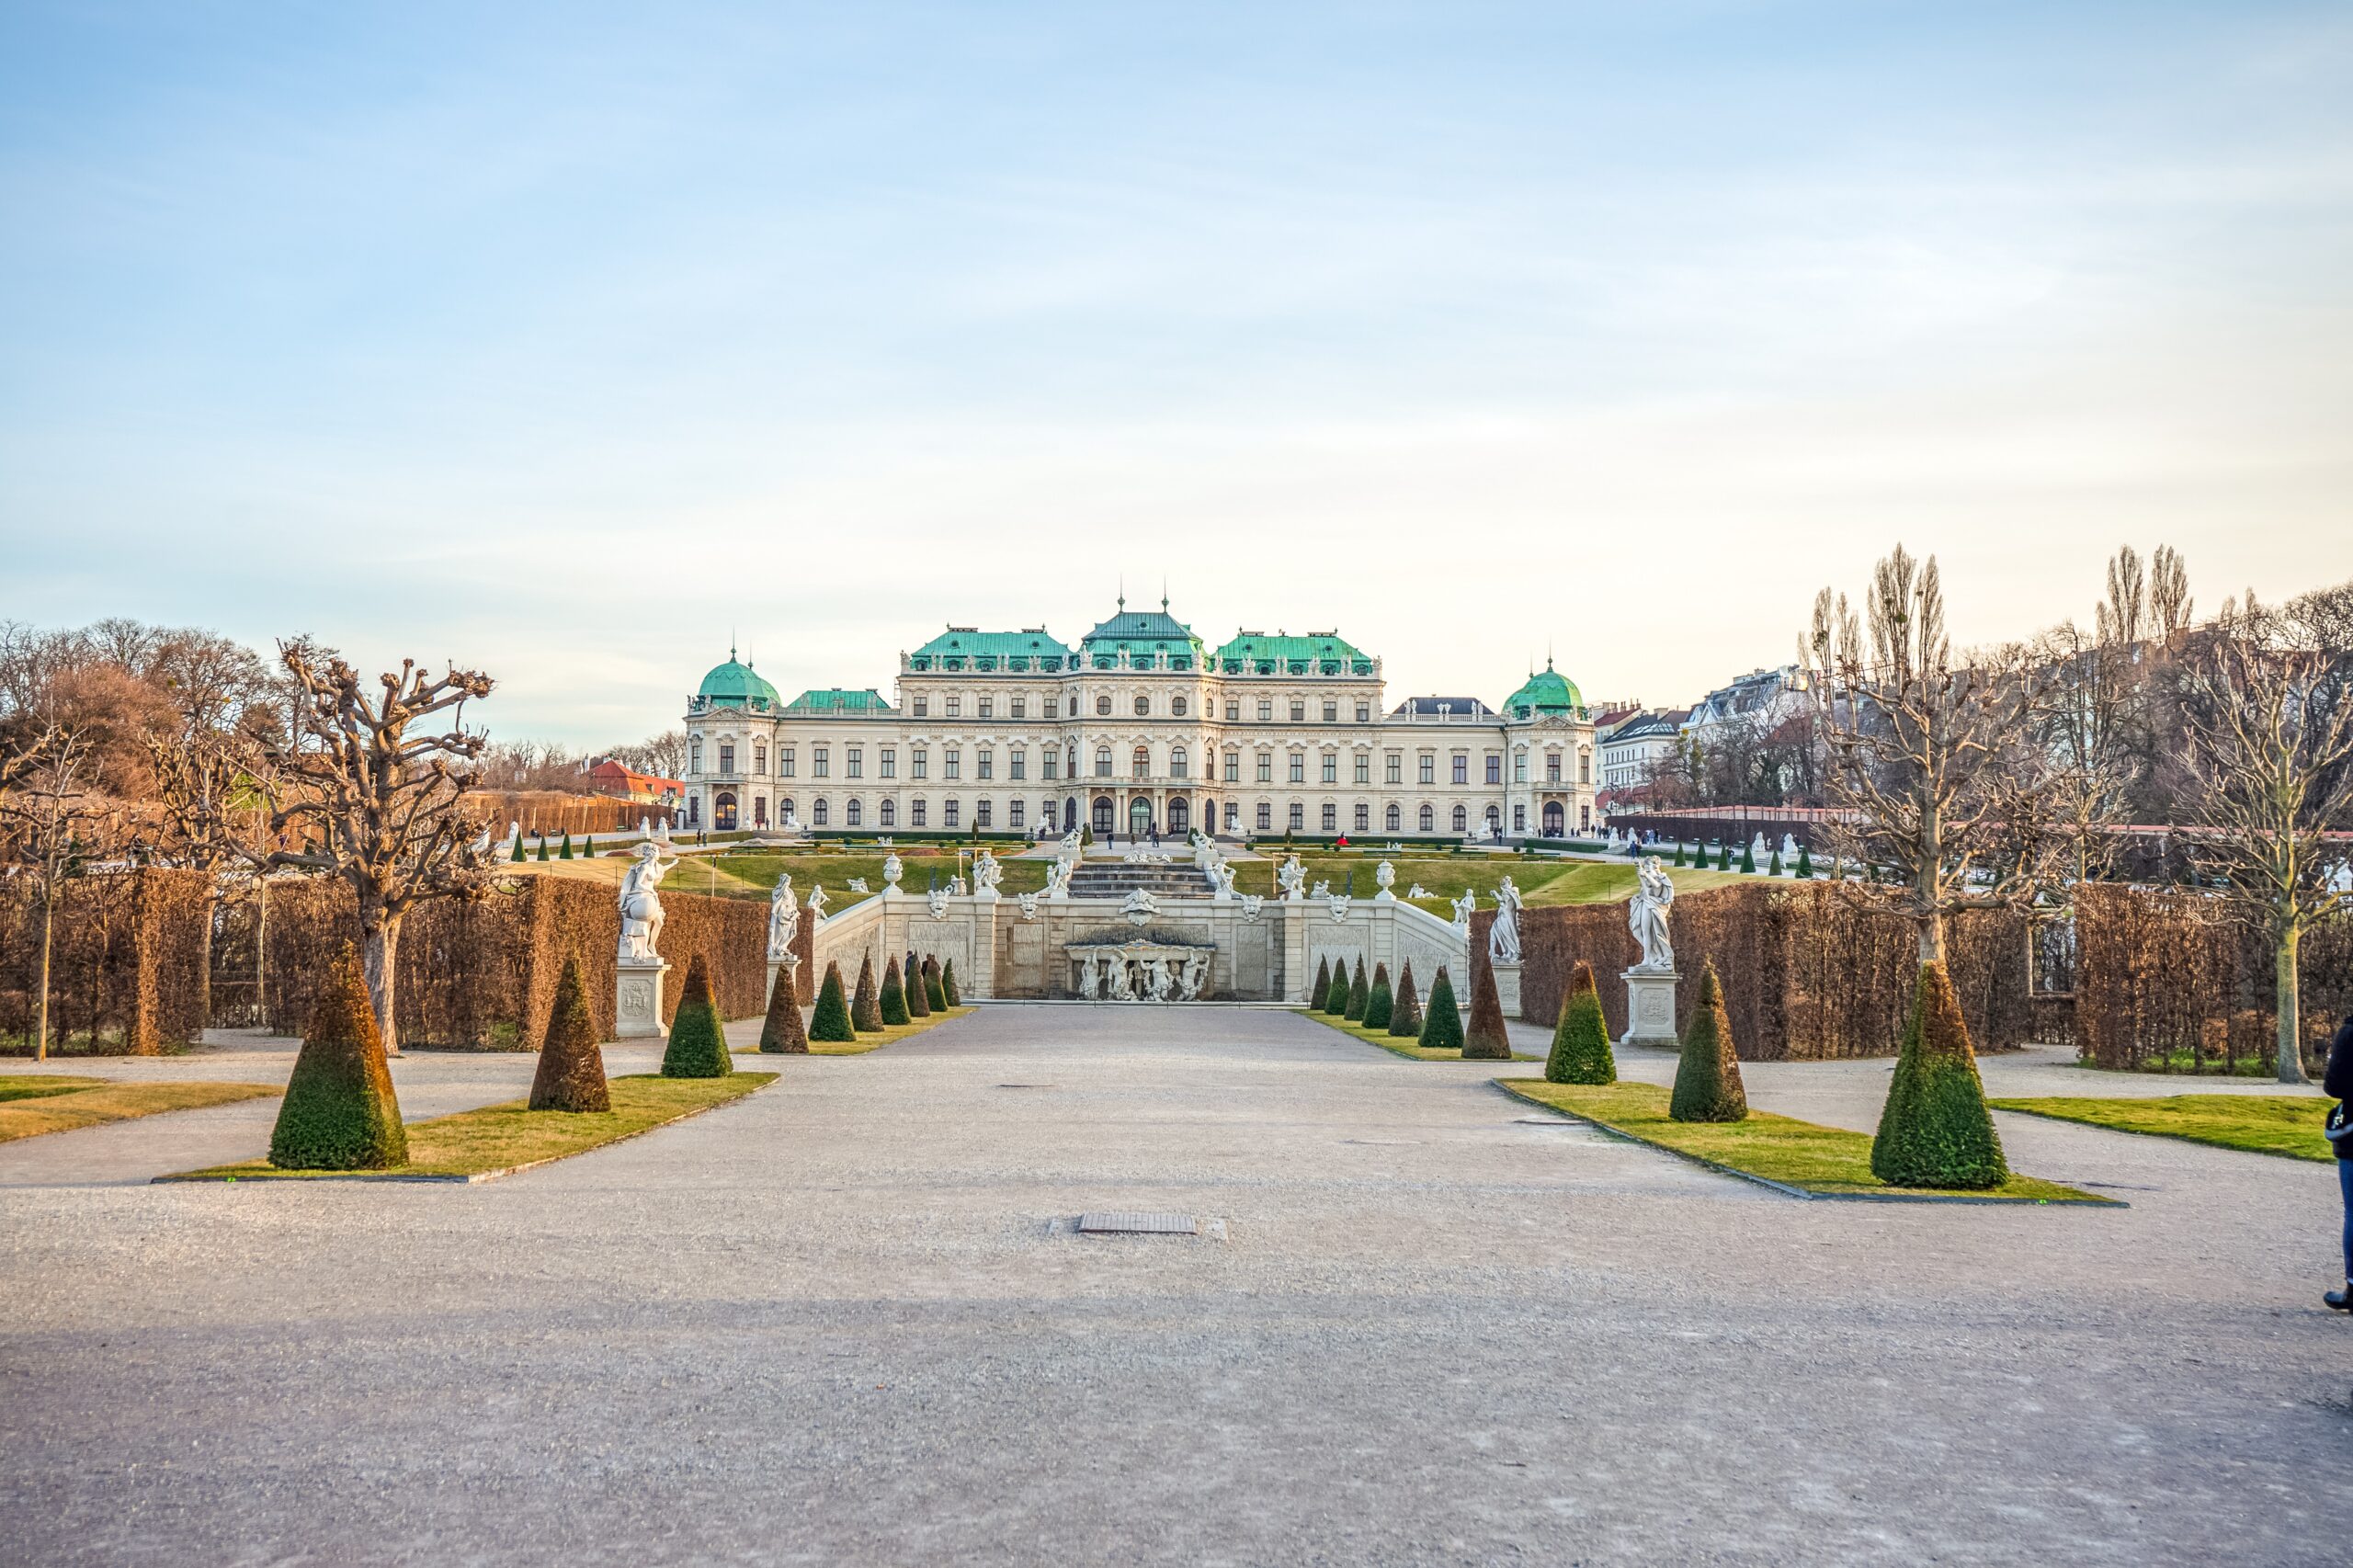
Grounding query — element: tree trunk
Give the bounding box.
[193,883,218,1037]
[361,912,402,1056]
[32,888,53,1062]
[1916,911,1946,968]
[2275,923,2306,1085]
[255,881,268,1034]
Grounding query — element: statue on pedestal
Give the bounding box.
[1277,855,1306,901]
[1449,889,1476,937]
[619,841,678,963]
[1489,875,1524,963]
[806,884,829,923]
[1630,856,1676,972]
[972,849,1003,894]
[767,873,800,961]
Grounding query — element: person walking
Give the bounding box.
[2327,1010,2353,1312]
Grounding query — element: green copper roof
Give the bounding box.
[907,627,1073,671]
[1503,662,1583,717]
[1078,604,1206,669]
[784,687,895,715]
[1212,631,1371,675]
[696,655,782,709]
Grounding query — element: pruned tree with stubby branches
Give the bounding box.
[0,726,124,1060]
[1803,545,2063,966]
[2174,597,2353,1084]
[257,645,498,1053]
[142,727,273,1027]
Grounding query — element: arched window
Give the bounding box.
[1097,695,1112,716]
[1418,805,1434,832]
[1171,696,1187,717]
[1256,801,1272,831]
[1485,805,1500,831]
[1131,745,1150,779]
[1133,695,1149,717]
[1169,745,1188,778]
[880,799,896,827]
[846,799,863,827]
[813,798,829,826]
[1451,804,1467,833]
[1096,745,1113,777]
[1385,803,1401,832]
[714,791,738,830]
[779,798,794,824]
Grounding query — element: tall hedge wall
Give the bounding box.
[0,868,211,1055]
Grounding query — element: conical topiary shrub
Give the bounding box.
[1738,841,1755,874]
[536,836,549,861]
[1420,967,1463,1051]
[1715,843,1730,871]
[559,832,574,860]
[510,833,527,863]
[809,960,856,1043]
[1389,960,1423,1037]
[1324,960,1351,1015]
[584,835,597,858]
[880,957,909,1025]
[904,951,931,1017]
[661,954,733,1077]
[850,951,883,1031]
[1670,960,1746,1122]
[759,960,808,1053]
[1768,849,1782,877]
[941,958,961,1006]
[1345,957,1369,1020]
[1871,960,2008,1189]
[1671,842,1686,868]
[268,945,407,1170]
[1312,956,1331,1010]
[529,956,609,1111]
[1796,845,1813,879]
[922,956,946,1012]
[1461,956,1513,1060]
[1362,962,1393,1030]
[1544,960,1615,1085]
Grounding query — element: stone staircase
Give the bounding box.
[1065,860,1217,900]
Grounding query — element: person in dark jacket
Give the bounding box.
[2325,1012,2353,1312]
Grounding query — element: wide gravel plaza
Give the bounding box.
[3,1004,2348,1566]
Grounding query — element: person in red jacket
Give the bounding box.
[2325,1011,2353,1312]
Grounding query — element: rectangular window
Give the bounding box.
[1009,748,1026,780]
[978,748,995,780]
[1289,755,1305,784]
[753,744,767,776]
[1256,754,1273,784]
[1320,755,1336,785]
[1009,799,1025,828]
[1418,755,1435,785]
[913,748,928,780]
[1353,803,1370,832]
[812,746,828,778]
[1256,802,1272,831]
[1513,804,1527,832]
[1546,753,1562,784]
[1290,700,1306,722]
[1321,803,1337,831]
[1484,755,1501,785]
[779,747,795,778]
[947,697,961,718]
[1514,754,1527,784]
[1225,701,1239,721]
[1451,756,1468,786]
[1356,703,1370,723]
[913,698,927,718]
[1353,756,1370,785]
[1043,748,1059,780]
[976,799,993,828]
[1044,698,1059,720]
[1385,753,1401,785]
[847,747,863,779]
[1289,803,1304,830]
[911,799,927,827]
[880,748,896,780]
[718,742,735,774]
[1257,700,1273,722]
[1223,753,1239,782]
[945,748,961,780]
[980,699,995,720]
[1322,701,1337,723]
[944,799,961,828]
[1011,698,1026,720]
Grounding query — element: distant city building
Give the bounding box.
[579,757,684,807]
[1683,664,1812,737]
[1600,708,1690,795]
[677,597,1599,839]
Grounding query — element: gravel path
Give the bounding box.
[2,1006,2347,1565]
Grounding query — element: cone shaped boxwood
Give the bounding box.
[510,834,527,863]
[529,957,610,1111]
[1715,843,1730,871]
[1324,961,1351,1015]
[1312,956,1331,1009]
[879,957,910,1026]
[559,832,574,860]
[1420,968,1463,1051]
[809,960,856,1042]
[1345,957,1370,1020]
[1362,962,1393,1030]
[1738,842,1755,873]
[268,946,407,1170]
[1670,960,1747,1122]
[536,837,549,861]
[904,951,931,1017]
[661,954,733,1077]
[1545,960,1616,1085]
[922,956,946,1012]
[1671,843,1686,868]
[1796,846,1814,879]
[1461,956,1514,1060]
[1389,961,1423,1037]
[1871,960,2008,1189]
[850,952,883,1031]
[759,960,809,1053]
[941,959,961,1006]
[1768,850,1782,877]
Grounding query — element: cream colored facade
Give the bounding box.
[680,601,1597,842]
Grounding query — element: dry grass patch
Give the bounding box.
[1989,1094,2335,1163]
[744,1005,976,1056]
[1306,1011,1540,1062]
[0,1078,278,1143]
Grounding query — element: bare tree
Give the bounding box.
[609,729,689,781]
[259,646,497,1052]
[2175,599,2353,1084]
[0,728,122,1060]
[1804,546,2063,964]
[143,728,272,1028]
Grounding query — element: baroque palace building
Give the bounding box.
[679,598,1598,842]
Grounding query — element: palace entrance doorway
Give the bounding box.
[1093,796,1115,835]
[1129,798,1153,837]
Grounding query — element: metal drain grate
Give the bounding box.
[1076,1211,1198,1236]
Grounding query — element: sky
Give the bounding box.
[3,1,2350,747]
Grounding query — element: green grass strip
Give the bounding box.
[1306,1010,1541,1062]
[1,1079,279,1143]
[736,1005,975,1056]
[1988,1094,2336,1164]
[1499,1078,2108,1204]
[0,1074,110,1103]
[161,1073,774,1182]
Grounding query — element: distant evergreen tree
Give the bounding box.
[850,952,883,1031]
[1345,957,1369,1020]
[1768,848,1782,877]
[1671,842,1686,868]
[1715,842,1731,871]
[583,835,596,857]
[1388,960,1423,1037]
[1324,961,1351,1014]
[879,957,909,1026]
[1362,962,1393,1030]
[808,960,856,1043]
[922,956,947,1012]
[1738,841,1755,874]
[1419,967,1464,1051]
[1871,961,2008,1189]
[1795,845,1814,879]
[1312,956,1331,1009]
[941,959,961,1006]
[267,945,407,1170]
[510,832,527,863]
[559,832,574,860]
[904,949,931,1017]
[536,836,549,862]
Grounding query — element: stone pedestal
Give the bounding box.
[764,953,800,1006]
[1490,960,1522,1017]
[616,959,670,1040]
[1620,969,1679,1048]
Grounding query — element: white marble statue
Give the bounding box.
[1449,889,1476,937]
[1488,875,1525,963]
[1374,861,1396,901]
[1045,857,1074,899]
[1122,888,1158,926]
[1326,894,1353,922]
[1780,833,1802,861]
[1406,882,1432,899]
[926,887,950,920]
[882,852,904,888]
[1212,862,1238,900]
[1751,832,1769,866]
[949,875,968,895]
[1077,957,1100,999]
[1107,957,1133,1000]
[618,840,679,963]
[1238,893,1264,921]
[1179,954,1207,1000]
[767,873,799,961]
[846,878,869,893]
[1309,880,1331,901]
[972,849,1003,893]
[806,883,829,922]
[1145,961,1171,1002]
[1277,855,1306,901]
[1016,892,1040,919]
[1058,826,1083,858]
[780,808,801,833]
[467,823,494,860]
[637,816,650,840]
[1631,856,1676,972]
[876,835,893,847]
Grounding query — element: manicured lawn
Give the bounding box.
[1501,1079,2105,1203]
[1305,1010,1541,1062]
[737,1004,976,1055]
[1228,857,1745,916]
[161,1073,774,1182]
[1989,1094,2336,1163]
[0,1077,279,1143]
[522,850,1049,901]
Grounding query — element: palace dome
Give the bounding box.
[696,654,781,710]
[1503,661,1583,718]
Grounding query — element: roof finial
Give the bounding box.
[731,629,738,662]
[1117,574,1124,615]
[1161,575,1169,613]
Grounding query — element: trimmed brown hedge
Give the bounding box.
[0,868,210,1055]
